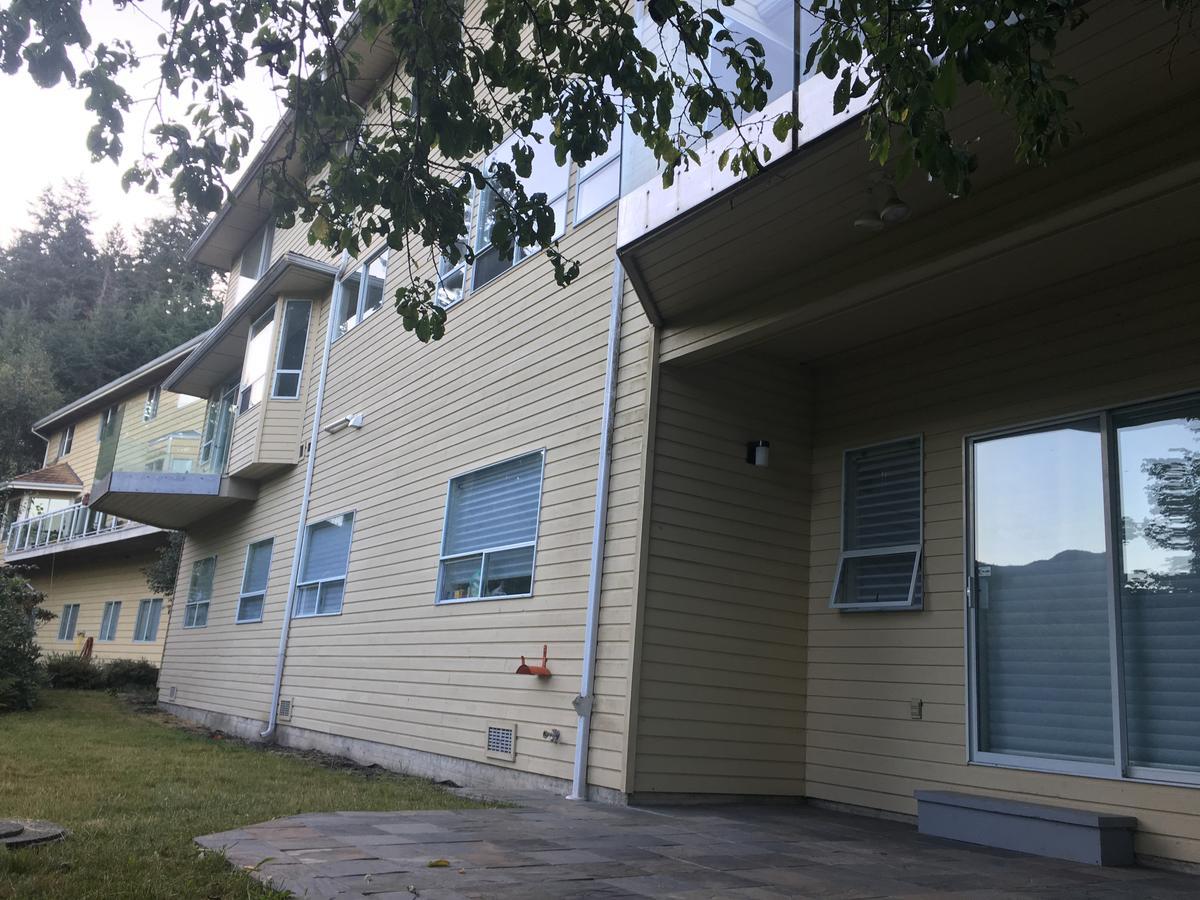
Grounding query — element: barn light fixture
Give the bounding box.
[746,440,770,467]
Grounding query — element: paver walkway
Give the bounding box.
[197,791,1199,899]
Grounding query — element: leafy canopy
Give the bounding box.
[2,1,1193,341]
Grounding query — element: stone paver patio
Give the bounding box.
[197,792,1199,899]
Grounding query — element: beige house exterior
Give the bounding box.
[47,0,1200,870]
[1,339,207,663]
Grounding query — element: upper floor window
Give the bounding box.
[574,125,622,224]
[295,512,355,617]
[435,202,471,309]
[472,127,569,290]
[57,424,74,459]
[238,307,276,413]
[437,451,545,604]
[830,436,923,611]
[335,250,390,337]
[236,224,273,301]
[272,300,312,398]
[143,385,162,422]
[183,556,217,628]
[97,405,120,441]
[237,538,274,623]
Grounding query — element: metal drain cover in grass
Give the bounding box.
[0,820,67,848]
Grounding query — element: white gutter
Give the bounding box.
[261,251,350,740]
[568,254,625,800]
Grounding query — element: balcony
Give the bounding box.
[2,503,162,563]
[88,385,259,529]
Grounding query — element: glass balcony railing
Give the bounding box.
[96,383,237,481]
[4,503,136,555]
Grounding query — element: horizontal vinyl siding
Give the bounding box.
[46,410,103,487]
[32,549,168,664]
[805,252,1200,864]
[633,351,810,796]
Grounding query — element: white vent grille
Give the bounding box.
[168,686,176,700]
[486,723,516,761]
[278,698,293,722]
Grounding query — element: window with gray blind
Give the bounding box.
[57,603,80,641]
[437,451,545,603]
[237,538,274,623]
[970,397,1200,783]
[830,437,923,610]
[294,512,355,617]
[183,556,216,628]
[99,601,121,641]
[133,598,163,642]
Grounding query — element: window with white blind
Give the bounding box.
[57,603,80,641]
[970,396,1200,785]
[183,556,217,628]
[133,598,163,642]
[99,600,122,641]
[830,437,923,610]
[437,451,545,604]
[238,307,276,412]
[271,300,311,398]
[574,123,622,224]
[237,538,274,623]
[294,512,355,617]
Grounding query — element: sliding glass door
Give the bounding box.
[969,397,1200,784]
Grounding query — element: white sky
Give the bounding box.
[0,2,283,243]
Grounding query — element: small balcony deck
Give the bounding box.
[2,503,162,563]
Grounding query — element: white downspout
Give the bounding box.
[261,250,350,740]
[568,254,625,799]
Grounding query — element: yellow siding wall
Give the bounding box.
[43,410,103,487]
[805,254,1200,864]
[32,548,167,664]
[632,351,810,796]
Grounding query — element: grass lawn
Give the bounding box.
[0,690,479,899]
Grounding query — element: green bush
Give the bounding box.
[0,566,51,711]
[43,653,104,689]
[103,658,159,690]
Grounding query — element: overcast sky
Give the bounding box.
[0,2,282,243]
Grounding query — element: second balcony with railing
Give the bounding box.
[2,502,161,562]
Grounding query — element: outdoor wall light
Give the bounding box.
[854,180,911,229]
[324,413,364,434]
[746,440,770,467]
[878,183,912,224]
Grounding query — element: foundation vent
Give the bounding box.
[486,723,516,761]
[278,698,294,722]
[168,686,176,701]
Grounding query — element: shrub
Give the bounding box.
[44,653,104,689]
[103,658,159,690]
[0,566,50,712]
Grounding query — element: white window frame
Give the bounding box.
[98,600,122,641]
[573,124,623,225]
[965,397,1200,790]
[58,424,75,459]
[334,249,389,338]
[435,201,473,310]
[57,603,80,641]
[236,537,274,624]
[435,449,546,605]
[293,511,356,618]
[133,598,164,643]
[183,556,217,629]
[270,300,312,399]
[236,224,274,301]
[829,435,924,612]
[143,385,162,422]
[238,307,276,413]
[97,405,119,440]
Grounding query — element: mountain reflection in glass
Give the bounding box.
[972,421,1114,764]
[1116,404,1200,773]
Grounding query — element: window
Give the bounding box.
[99,601,121,641]
[435,202,471,309]
[57,603,80,641]
[237,538,274,623]
[830,437,923,610]
[437,451,545,603]
[335,250,389,337]
[183,556,217,628]
[97,405,120,441]
[236,224,273,301]
[969,396,1200,783]
[144,385,162,421]
[472,125,569,289]
[238,307,276,412]
[574,124,622,224]
[133,598,164,642]
[57,424,74,459]
[271,300,311,398]
[295,512,355,617]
